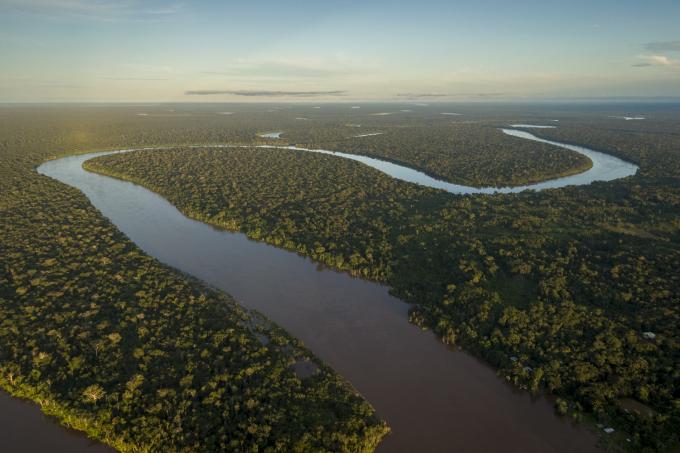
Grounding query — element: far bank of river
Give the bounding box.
[257,127,638,194]
[30,126,630,452]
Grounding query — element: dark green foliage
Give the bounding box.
[0,106,388,452]
[87,116,680,451]
[294,124,593,187]
[2,103,679,451]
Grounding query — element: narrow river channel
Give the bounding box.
[259,127,638,194]
[22,129,637,452]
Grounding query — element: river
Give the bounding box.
[19,128,636,452]
[0,392,113,453]
[254,127,638,194]
[276,128,638,194]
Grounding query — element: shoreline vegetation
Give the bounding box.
[85,130,679,451]
[1,104,678,451]
[276,124,594,188]
[1,108,392,452]
[1,182,388,451]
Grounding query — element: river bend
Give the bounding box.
[29,128,632,452]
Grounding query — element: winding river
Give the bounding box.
[278,128,638,194]
[251,128,639,194]
[23,129,637,452]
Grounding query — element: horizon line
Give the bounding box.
[2,96,680,105]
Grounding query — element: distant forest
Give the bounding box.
[1,104,679,451]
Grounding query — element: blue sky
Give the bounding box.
[1,0,679,101]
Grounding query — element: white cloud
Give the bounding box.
[648,55,671,66]
[634,54,678,68]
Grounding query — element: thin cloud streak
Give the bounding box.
[397,92,506,99]
[397,93,449,98]
[185,90,347,97]
[103,77,169,81]
[634,55,678,68]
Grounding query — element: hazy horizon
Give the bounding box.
[1,0,679,102]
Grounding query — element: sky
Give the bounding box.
[1,0,679,102]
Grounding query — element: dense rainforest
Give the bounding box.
[1,103,679,451]
[284,123,593,187]
[0,106,390,452]
[84,105,680,451]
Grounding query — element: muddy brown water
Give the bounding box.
[28,149,602,452]
[0,391,113,452]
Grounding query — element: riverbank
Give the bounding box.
[44,146,606,452]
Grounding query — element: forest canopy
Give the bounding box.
[85,109,680,451]
[0,106,390,452]
[1,103,679,451]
